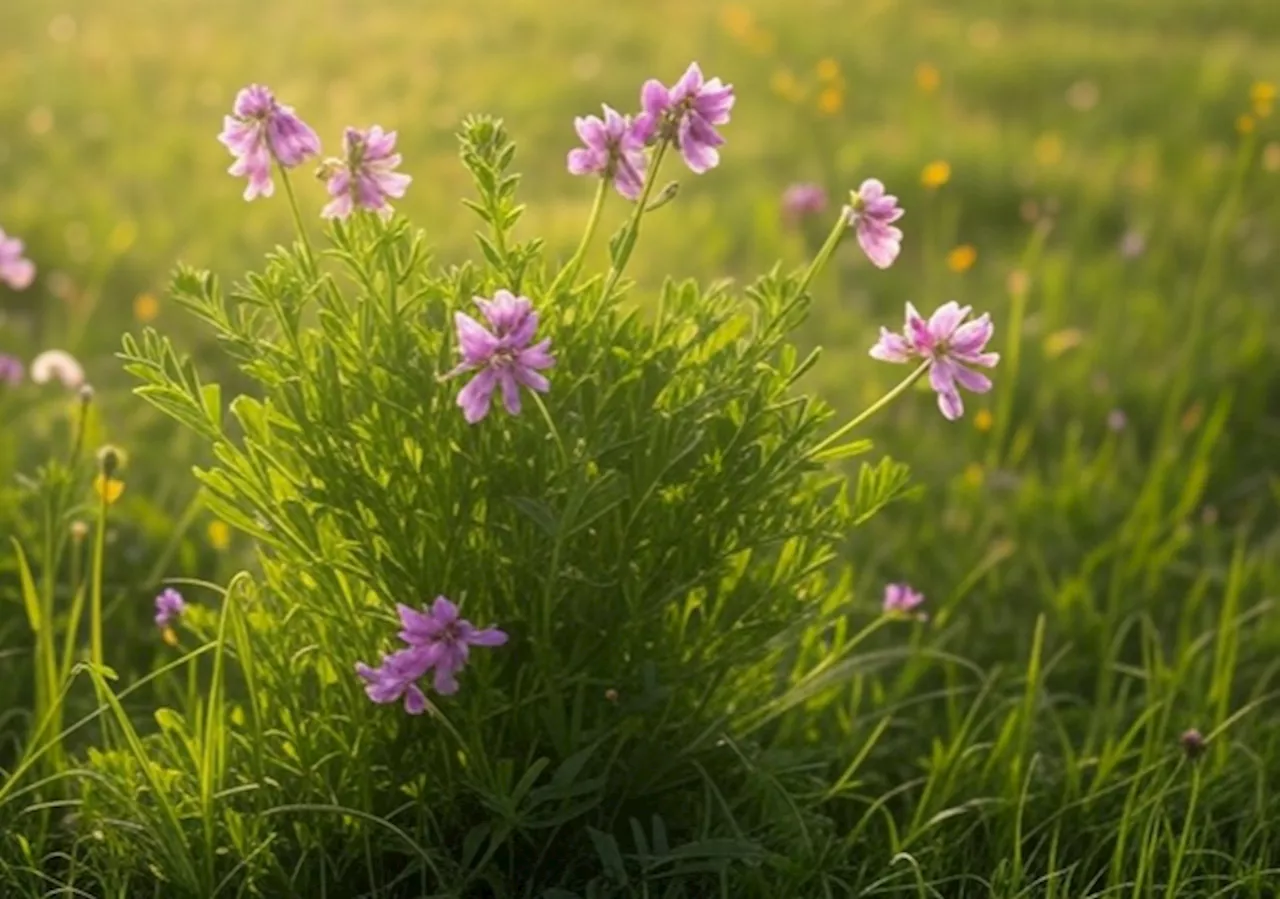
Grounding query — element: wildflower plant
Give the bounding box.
[103,64,999,895]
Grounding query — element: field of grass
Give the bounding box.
[3,0,1280,895]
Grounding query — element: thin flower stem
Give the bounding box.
[547,178,609,297]
[812,360,932,456]
[89,485,108,668]
[278,167,317,276]
[600,140,669,300]
[795,211,848,297]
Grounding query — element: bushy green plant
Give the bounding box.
[39,90,956,895]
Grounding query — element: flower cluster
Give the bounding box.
[870,302,999,420]
[567,62,735,198]
[154,588,187,628]
[883,583,926,618]
[319,126,412,219]
[444,290,556,424]
[218,85,321,201]
[356,597,508,714]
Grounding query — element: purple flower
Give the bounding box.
[639,62,735,173]
[845,179,904,269]
[396,597,508,695]
[445,290,555,424]
[356,647,431,715]
[782,183,828,223]
[355,595,508,713]
[870,301,1000,421]
[567,105,649,199]
[0,229,36,290]
[320,126,412,220]
[0,354,23,385]
[883,583,926,617]
[218,84,321,201]
[154,588,187,628]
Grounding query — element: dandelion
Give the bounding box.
[638,62,735,174]
[0,353,23,385]
[445,290,555,424]
[921,160,951,189]
[319,126,412,220]
[947,244,977,273]
[395,596,509,695]
[844,179,904,269]
[566,105,649,199]
[0,229,36,290]
[154,588,186,628]
[134,293,159,322]
[781,182,828,223]
[218,84,320,201]
[915,63,940,93]
[30,349,85,388]
[870,301,1000,421]
[883,582,926,617]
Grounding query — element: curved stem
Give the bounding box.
[795,211,849,297]
[599,140,670,300]
[548,178,609,297]
[278,167,316,276]
[812,360,932,456]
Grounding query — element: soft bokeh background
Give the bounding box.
[4,0,1280,892]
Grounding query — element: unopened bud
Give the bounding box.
[96,444,123,479]
[604,688,619,704]
[1179,728,1207,760]
[78,383,95,403]
[644,182,680,212]
[70,520,89,541]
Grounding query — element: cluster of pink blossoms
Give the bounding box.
[214,60,1000,713]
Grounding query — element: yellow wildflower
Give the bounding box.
[816,58,841,82]
[963,463,985,488]
[207,519,232,551]
[1237,115,1255,135]
[817,87,843,116]
[134,293,159,322]
[974,409,993,432]
[93,474,124,505]
[1034,133,1063,166]
[162,627,179,647]
[921,160,951,189]
[947,244,977,273]
[915,63,940,93]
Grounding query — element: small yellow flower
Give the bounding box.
[162,627,179,647]
[207,519,232,551]
[108,220,137,254]
[134,292,159,322]
[770,68,804,103]
[719,3,754,37]
[1251,80,1276,106]
[921,160,951,189]
[816,58,841,82]
[1044,328,1085,358]
[915,63,940,94]
[1237,114,1255,135]
[974,409,993,432]
[1033,133,1063,166]
[947,244,977,273]
[817,87,843,116]
[963,463,985,487]
[1256,99,1274,119]
[93,474,125,505]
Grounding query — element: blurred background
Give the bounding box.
[1,0,1279,672]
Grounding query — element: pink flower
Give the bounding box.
[638,62,735,174]
[567,105,650,199]
[0,229,36,290]
[218,85,320,201]
[444,290,555,424]
[870,302,999,421]
[845,179,904,269]
[356,647,432,715]
[883,583,925,617]
[0,354,23,385]
[154,588,187,628]
[320,126,412,220]
[396,597,508,696]
[781,183,828,223]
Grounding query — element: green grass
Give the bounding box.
[3,0,1280,895]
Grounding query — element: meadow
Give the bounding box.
[2,0,1280,896]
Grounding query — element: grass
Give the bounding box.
[2,0,1280,895]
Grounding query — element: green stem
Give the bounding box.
[600,141,669,299]
[547,178,609,297]
[812,360,932,456]
[89,485,108,668]
[795,210,849,298]
[278,167,316,275]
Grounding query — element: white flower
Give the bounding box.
[30,349,85,388]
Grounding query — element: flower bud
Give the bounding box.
[96,444,124,479]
